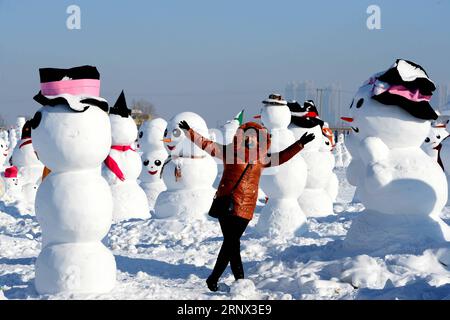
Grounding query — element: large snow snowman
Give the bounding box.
[153,112,217,220]
[31,66,116,294]
[10,120,44,186]
[255,94,307,237]
[102,91,150,222]
[342,59,450,252]
[288,100,334,217]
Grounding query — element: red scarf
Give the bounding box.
[19,139,32,149]
[104,145,136,181]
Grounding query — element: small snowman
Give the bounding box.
[10,120,44,185]
[32,65,116,294]
[421,121,448,169]
[102,91,150,222]
[137,117,167,152]
[321,123,339,203]
[139,148,168,211]
[288,100,334,217]
[254,94,308,237]
[154,111,217,220]
[341,59,450,251]
[1,166,21,200]
[0,137,9,170]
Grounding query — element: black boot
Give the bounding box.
[206,276,219,292]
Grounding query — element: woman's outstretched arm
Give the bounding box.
[179,121,226,160]
[263,132,315,167]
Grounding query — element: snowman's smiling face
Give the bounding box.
[163,126,183,152]
[141,149,168,181]
[423,126,448,150]
[0,140,8,158]
[345,85,431,149]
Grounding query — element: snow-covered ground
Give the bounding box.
[1,168,450,300]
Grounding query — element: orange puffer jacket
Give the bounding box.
[187,122,304,220]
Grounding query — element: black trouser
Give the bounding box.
[209,214,250,282]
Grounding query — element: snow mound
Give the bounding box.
[230,279,260,300]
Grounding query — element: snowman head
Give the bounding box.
[163,112,210,157]
[109,91,137,146]
[137,118,167,150]
[320,123,335,152]
[31,66,111,171]
[342,59,438,149]
[422,122,449,152]
[0,138,8,160]
[259,94,290,130]
[141,148,168,182]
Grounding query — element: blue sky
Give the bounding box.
[0,0,449,126]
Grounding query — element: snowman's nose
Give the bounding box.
[162,138,172,143]
[341,117,354,123]
[253,115,261,119]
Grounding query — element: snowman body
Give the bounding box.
[33,104,116,294]
[103,113,150,221]
[343,75,450,252]
[139,148,168,211]
[345,132,364,203]
[153,112,217,220]
[289,124,334,217]
[321,131,339,202]
[255,104,307,237]
[10,137,44,185]
[438,136,450,205]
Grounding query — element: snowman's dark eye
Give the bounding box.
[349,99,354,109]
[164,129,168,137]
[325,141,330,145]
[154,160,162,166]
[139,131,143,139]
[1,145,3,148]
[437,135,441,139]
[356,98,364,108]
[425,137,430,143]
[143,160,149,166]
[173,128,181,137]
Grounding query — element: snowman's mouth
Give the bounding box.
[3,153,7,156]
[148,170,158,175]
[167,145,176,151]
[351,127,359,133]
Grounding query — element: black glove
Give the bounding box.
[298,132,315,146]
[178,120,190,131]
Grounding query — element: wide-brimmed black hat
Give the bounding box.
[288,100,324,128]
[371,59,438,120]
[33,65,108,112]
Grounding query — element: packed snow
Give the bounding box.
[1,169,450,300]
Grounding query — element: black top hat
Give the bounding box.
[262,93,287,106]
[33,65,108,112]
[288,100,324,128]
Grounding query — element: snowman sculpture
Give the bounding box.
[341,59,450,252]
[102,91,150,222]
[0,137,9,171]
[153,112,217,220]
[255,94,307,237]
[139,148,168,211]
[421,121,448,169]
[137,117,168,152]
[1,166,21,200]
[10,120,44,186]
[322,123,339,203]
[288,100,334,217]
[32,65,116,294]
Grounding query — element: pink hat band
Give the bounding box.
[41,79,100,97]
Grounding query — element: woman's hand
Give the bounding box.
[178,120,190,131]
[298,132,315,145]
